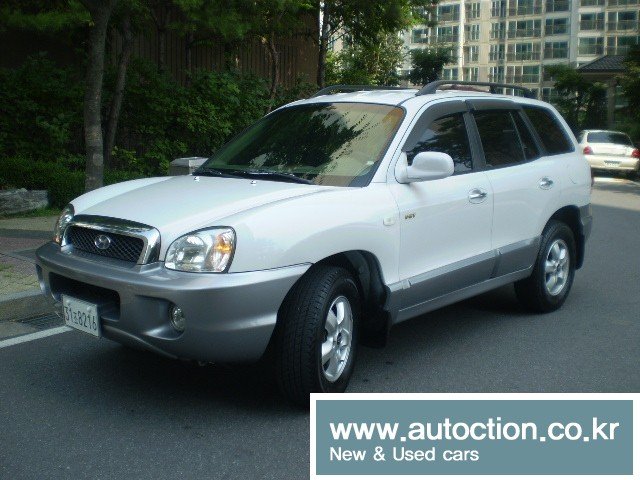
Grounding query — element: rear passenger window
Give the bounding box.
[512,112,540,160]
[405,113,473,174]
[473,111,525,167]
[522,106,574,155]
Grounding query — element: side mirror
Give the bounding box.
[396,151,455,183]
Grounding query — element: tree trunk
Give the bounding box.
[82,0,114,192]
[264,35,280,112]
[184,32,195,74]
[105,14,133,169]
[317,2,331,88]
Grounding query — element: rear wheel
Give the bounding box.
[515,220,576,313]
[275,265,360,406]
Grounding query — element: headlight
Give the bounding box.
[165,228,235,273]
[53,204,74,244]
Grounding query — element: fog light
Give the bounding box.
[170,305,186,332]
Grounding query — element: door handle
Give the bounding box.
[539,177,554,189]
[468,188,488,204]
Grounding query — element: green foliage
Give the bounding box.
[406,47,453,86]
[620,47,640,140]
[0,156,143,208]
[326,33,406,86]
[0,55,83,161]
[546,64,607,132]
[0,0,89,33]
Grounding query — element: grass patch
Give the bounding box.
[0,207,61,220]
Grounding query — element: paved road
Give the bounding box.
[1,179,639,480]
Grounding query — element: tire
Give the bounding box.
[275,265,360,406]
[514,220,576,313]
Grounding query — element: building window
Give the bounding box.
[509,0,543,15]
[437,4,460,22]
[544,41,569,58]
[607,11,639,31]
[466,2,481,19]
[412,28,429,44]
[508,42,541,61]
[545,17,569,35]
[508,20,542,38]
[491,22,506,39]
[608,35,640,55]
[435,25,459,43]
[545,0,570,12]
[578,37,604,55]
[464,67,479,81]
[579,0,604,5]
[491,0,506,17]
[464,45,480,62]
[442,68,459,80]
[507,65,540,83]
[489,66,505,82]
[466,24,481,41]
[542,87,563,103]
[580,12,604,31]
[490,44,505,60]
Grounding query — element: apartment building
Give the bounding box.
[401,0,639,101]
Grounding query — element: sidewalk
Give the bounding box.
[0,216,60,335]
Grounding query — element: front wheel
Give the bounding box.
[515,220,576,313]
[275,265,360,406]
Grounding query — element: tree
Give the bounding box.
[546,64,606,132]
[619,46,640,140]
[80,0,118,191]
[326,33,406,86]
[317,0,437,87]
[406,47,453,86]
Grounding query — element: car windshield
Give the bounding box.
[197,103,405,187]
[587,131,633,146]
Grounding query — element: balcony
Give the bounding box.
[488,74,505,82]
[505,74,540,83]
[506,51,542,61]
[607,45,638,54]
[507,6,543,15]
[437,13,460,23]
[489,53,506,61]
[508,28,542,38]
[490,31,507,39]
[607,20,639,30]
[545,0,571,12]
[579,19,604,30]
[544,47,569,58]
[608,0,639,6]
[579,0,604,4]
[435,34,460,43]
[578,44,604,55]
[545,24,570,35]
[492,7,506,17]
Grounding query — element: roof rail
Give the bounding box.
[416,80,536,98]
[311,84,412,97]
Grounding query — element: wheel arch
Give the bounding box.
[315,251,392,347]
[548,205,585,269]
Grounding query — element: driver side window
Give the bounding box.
[405,113,473,174]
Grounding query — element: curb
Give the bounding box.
[0,289,57,322]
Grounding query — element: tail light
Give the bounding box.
[583,146,593,155]
[632,148,640,159]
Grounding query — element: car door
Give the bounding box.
[389,100,494,318]
[468,100,562,276]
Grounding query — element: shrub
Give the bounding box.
[0,54,83,161]
[0,156,141,208]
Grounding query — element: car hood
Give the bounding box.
[73,175,334,240]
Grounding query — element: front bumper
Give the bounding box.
[36,242,309,362]
[586,155,639,172]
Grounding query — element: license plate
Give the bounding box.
[62,295,100,337]
[604,160,620,165]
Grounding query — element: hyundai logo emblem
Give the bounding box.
[94,234,112,250]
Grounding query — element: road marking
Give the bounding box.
[0,326,71,349]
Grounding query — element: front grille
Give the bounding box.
[66,226,144,263]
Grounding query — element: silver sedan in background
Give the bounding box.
[579,130,640,177]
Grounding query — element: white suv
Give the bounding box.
[36,81,592,405]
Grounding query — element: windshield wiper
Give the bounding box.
[233,170,313,185]
[193,167,244,179]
